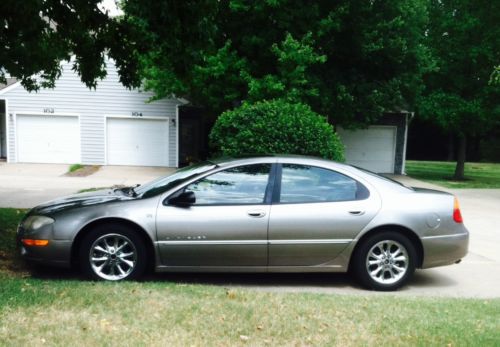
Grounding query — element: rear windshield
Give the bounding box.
[352,166,413,190]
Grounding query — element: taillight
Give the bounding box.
[453,197,463,223]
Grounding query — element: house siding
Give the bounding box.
[2,59,181,167]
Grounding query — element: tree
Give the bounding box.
[491,66,500,85]
[418,0,500,180]
[122,0,433,125]
[1,1,432,128]
[0,0,141,90]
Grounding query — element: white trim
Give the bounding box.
[105,114,169,121]
[4,99,10,162]
[15,111,80,117]
[0,82,21,96]
[15,113,81,164]
[103,115,108,165]
[175,105,179,168]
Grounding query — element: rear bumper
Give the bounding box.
[421,231,469,269]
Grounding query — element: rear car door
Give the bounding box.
[268,163,381,266]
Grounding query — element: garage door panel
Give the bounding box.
[338,126,396,173]
[107,118,169,167]
[17,115,80,164]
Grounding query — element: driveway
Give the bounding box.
[0,163,499,298]
[0,163,173,208]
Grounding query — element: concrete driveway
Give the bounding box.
[0,163,173,208]
[0,163,499,298]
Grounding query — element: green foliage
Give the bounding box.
[416,0,500,177]
[0,0,140,91]
[209,99,344,161]
[417,0,500,136]
[124,0,432,124]
[0,208,25,255]
[491,66,500,85]
[1,1,433,127]
[68,164,84,173]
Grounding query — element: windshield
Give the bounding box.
[135,162,217,198]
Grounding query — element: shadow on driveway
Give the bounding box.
[23,264,458,296]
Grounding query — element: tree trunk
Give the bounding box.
[453,135,466,180]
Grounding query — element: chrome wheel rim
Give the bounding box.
[366,240,409,285]
[89,233,137,281]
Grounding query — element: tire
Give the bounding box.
[352,231,416,291]
[79,223,147,281]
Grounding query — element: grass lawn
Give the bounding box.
[1,208,499,346]
[406,161,500,188]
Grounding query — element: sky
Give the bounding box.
[98,0,124,17]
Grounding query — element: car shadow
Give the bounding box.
[24,265,458,294]
[146,271,362,290]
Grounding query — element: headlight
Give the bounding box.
[22,216,55,232]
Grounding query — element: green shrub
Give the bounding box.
[209,99,344,161]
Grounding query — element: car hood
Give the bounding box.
[30,189,136,215]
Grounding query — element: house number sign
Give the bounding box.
[132,112,143,117]
[43,108,55,114]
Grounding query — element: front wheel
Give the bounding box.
[79,224,147,281]
[352,232,416,291]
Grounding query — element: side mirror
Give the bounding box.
[167,190,196,207]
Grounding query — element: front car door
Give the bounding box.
[156,163,273,267]
[268,163,381,267]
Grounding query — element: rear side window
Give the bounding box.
[279,164,369,203]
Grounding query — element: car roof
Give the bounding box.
[211,154,358,172]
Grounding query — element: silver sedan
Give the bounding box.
[17,156,469,291]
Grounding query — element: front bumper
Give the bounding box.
[17,229,72,268]
[421,231,469,269]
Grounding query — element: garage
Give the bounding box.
[337,126,397,173]
[106,117,169,166]
[16,114,80,164]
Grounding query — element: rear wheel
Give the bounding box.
[352,231,416,291]
[79,223,147,281]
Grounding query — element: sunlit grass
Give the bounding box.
[1,276,499,346]
[406,161,500,188]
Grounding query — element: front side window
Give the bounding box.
[280,164,369,203]
[185,164,271,205]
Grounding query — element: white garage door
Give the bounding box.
[107,117,169,166]
[337,126,396,173]
[17,114,80,164]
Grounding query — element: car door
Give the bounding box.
[268,163,381,266]
[156,163,273,267]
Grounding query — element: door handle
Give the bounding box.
[247,210,266,218]
[349,210,365,216]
